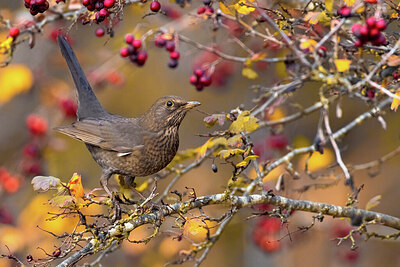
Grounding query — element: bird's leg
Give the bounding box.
[124,176,146,201]
[100,172,121,222]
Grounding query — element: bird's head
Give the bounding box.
[140,96,200,131]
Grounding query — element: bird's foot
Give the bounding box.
[111,195,122,222]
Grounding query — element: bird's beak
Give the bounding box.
[184,101,201,109]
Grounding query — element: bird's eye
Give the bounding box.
[166,100,174,107]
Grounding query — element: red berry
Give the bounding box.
[9,27,20,38]
[170,51,180,60]
[365,0,377,3]
[125,34,134,44]
[95,2,104,10]
[366,17,376,28]
[60,98,77,117]
[23,144,39,158]
[95,28,105,37]
[360,25,369,36]
[205,7,214,14]
[82,0,89,6]
[351,24,362,37]
[120,47,129,57]
[199,75,212,86]
[393,72,399,80]
[375,18,387,31]
[165,41,175,52]
[197,6,206,14]
[267,134,288,150]
[189,75,198,85]
[86,4,95,11]
[194,68,205,77]
[136,50,148,62]
[374,34,387,46]
[104,0,115,8]
[132,39,142,49]
[150,1,161,12]
[26,114,48,136]
[369,28,380,37]
[99,8,110,17]
[195,83,204,91]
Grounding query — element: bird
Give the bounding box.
[55,35,200,219]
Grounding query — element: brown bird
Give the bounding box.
[55,36,200,218]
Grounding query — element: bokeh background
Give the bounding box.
[1,0,400,266]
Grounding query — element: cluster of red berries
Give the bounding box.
[0,168,21,194]
[252,217,282,253]
[21,143,42,176]
[24,0,49,16]
[150,1,161,12]
[197,0,214,15]
[120,34,148,67]
[190,67,212,91]
[26,114,48,136]
[154,35,180,68]
[351,17,387,47]
[82,0,115,23]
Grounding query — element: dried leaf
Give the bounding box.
[204,114,226,128]
[236,155,258,167]
[229,110,259,134]
[49,195,74,208]
[218,148,245,159]
[31,176,61,192]
[242,67,258,79]
[365,195,381,211]
[334,59,351,72]
[387,55,400,67]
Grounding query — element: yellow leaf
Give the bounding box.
[334,59,351,72]
[67,173,85,199]
[344,0,355,6]
[219,1,234,15]
[365,195,381,211]
[250,52,267,62]
[233,0,255,15]
[49,195,75,208]
[236,155,258,167]
[391,90,400,111]
[325,0,333,12]
[0,37,13,54]
[229,110,259,134]
[0,64,33,104]
[242,67,258,79]
[300,39,318,52]
[197,138,213,159]
[218,148,245,159]
[304,12,322,25]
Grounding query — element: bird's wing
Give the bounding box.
[55,117,148,154]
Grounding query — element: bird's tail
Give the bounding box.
[57,35,107,119]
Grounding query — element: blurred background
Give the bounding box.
[0,0,400,266]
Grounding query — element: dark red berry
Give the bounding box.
[95,2,104,10]
[205,7,214,14]
[120,47,129,57]
[197,6,206,14]
[369,28,380,37]
[195,83,204,91]
[200,75,212,86]
[26,114,48,136]
[9,27,20,38]
[127,45,136,55]
[104,0,115,8]
[125,34,134,44]
[136,51,148,62]
[23,144,39,158]
[393,72,399,80]
[27,255,33,262]
[354,39,363,47]
[375,18,387,31]
[95,28,105,37]
[168,59,178,68]
[150,1,161,12]
[170,51,180,60]
[351,24,362,38]
[360,25,369,36]
[82,0,89,6]
[203,0,211,5]
[165,41,175,52]
[189,75,198,85]
[155,36,166,47]
[132,39,142,49]
[60,98,77,117]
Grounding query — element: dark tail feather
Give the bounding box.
[57,35,107,119]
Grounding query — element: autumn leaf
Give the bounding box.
[387,55,400,67]
[31,176,61,192]
[229,110,259,134]
[300,39,318,52]
[391,90,400,111]
[304,12,330,25]
[218,148,245,159]
[233,0,255,15]
[197,138,214,159]
[334,59,351,72]
[325,0,333,12]
[203,113,226,128]
[236,155,258,167]
[219,1,234,15]
[242,67,258,79]
[67,173,85,199]
[0,64,34,104]
[365,195,381,211]
[49,195,75,208]
[344,0,355,6]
